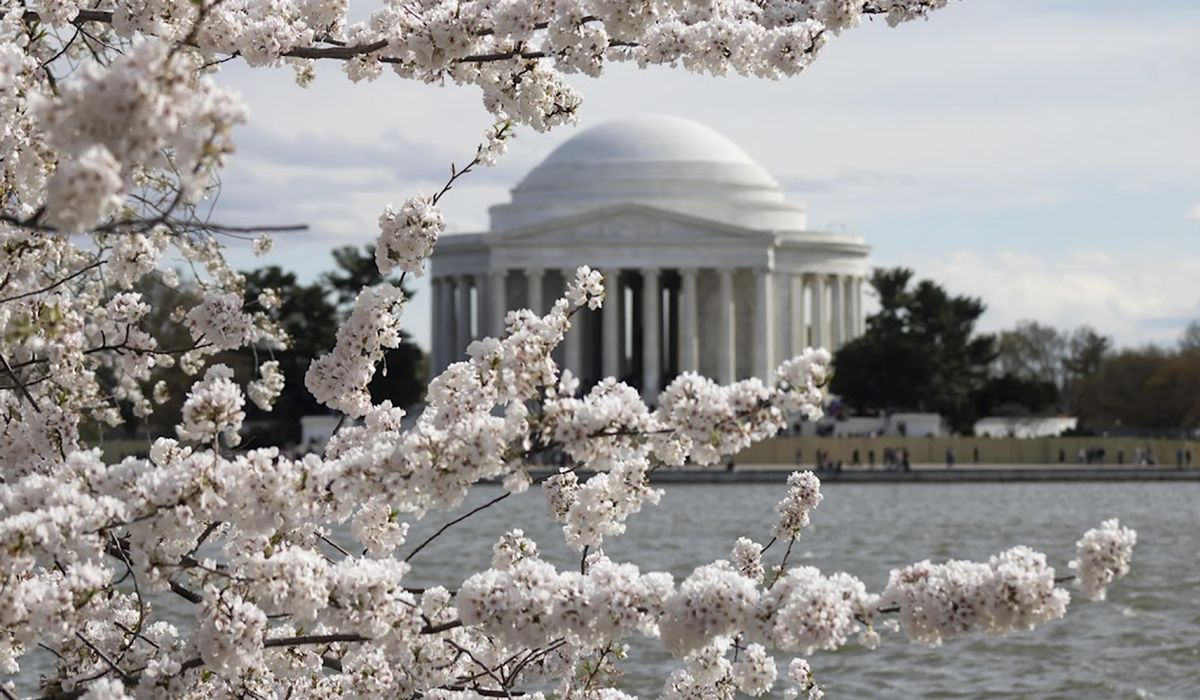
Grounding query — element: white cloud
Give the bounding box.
[1186,203,1200,221]
[889,248,1200,347]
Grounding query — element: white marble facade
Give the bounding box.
[430,116,869,399]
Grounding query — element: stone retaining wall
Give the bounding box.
[738,435,1199,468]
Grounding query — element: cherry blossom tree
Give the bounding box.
[0,1,1138,698]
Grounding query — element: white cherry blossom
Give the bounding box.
[0,1,1140,696]
[1070,519,1138,601]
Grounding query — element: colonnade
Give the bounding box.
[430,268,865,396]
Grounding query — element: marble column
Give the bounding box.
[431,277,446,373]
[472,273,486,339]
[602,268,621,378]
[563,267,583,378]
[489,270,507,336]
[843,276,856,341]
[753,267,774,382]
[678,268,699,373]
[455,275,472,356]
[717,268,735,384]
[830,274,844,349]
[526,268,544,315]
[641,268,661,399]
[811,274,826,350]
[790,273,806,354]
[854,276,865,337]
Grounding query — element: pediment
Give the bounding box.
[493,203,772,247]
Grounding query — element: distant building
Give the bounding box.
[798,412,947,438]
[430,115,870,399]
[974,416,1078,439]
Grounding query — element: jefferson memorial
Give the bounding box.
[429,116,869,398]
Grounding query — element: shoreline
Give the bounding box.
[530,464,1200,484]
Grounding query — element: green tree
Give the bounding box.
[973,374,1060,418]
[995,320,1066,389]
[1063,326,1110,378]
[1072,345,1200,433]
[830,267,995,432]
[1061,325,1111,414]
[1180,319,1200,351]
[238,266,341,444]
[324,244,385,307]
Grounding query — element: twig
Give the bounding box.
[504,639,567,685]
[0,352,40,412]
[404,492,512,562]
[446,640,513,698]
[108,534,145,660]
[113,621,160,650]
[0,260,103,304]
[768,536,798,587]
[75,632,129,680]
[319,532,353,558]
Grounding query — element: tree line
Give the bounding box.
[830,268,1200,436]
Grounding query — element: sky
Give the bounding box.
[211,0,1200,351]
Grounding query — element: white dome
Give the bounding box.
[489,115,808,232]
[538,115,763,168]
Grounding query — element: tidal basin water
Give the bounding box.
[402,481,1199,699]
[14,482,1199,698]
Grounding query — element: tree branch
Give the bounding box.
[0,260,104,305]
[0,352,40,412]
[263,633,368,648]
[404,491,512,562]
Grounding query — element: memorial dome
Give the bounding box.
[489,115,808,232]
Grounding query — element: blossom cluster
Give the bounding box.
[878,545,1071,646]
[458,549,673,650]
[783,658,824,700]
[773,470,823,539]
[247,359,286,411]
[177,364,246,445]
[657,558,878,658]
[375,195,445,277]
[304,283,407,417]
[35,40,245,230]
[1069,518,1137,601]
